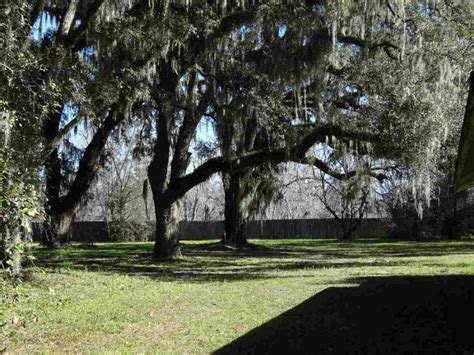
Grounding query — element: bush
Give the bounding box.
[109,220,154,242]
[385,176,470,240]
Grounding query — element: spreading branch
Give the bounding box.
[165,123,379,204]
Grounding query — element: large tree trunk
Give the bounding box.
[149,82,182,259]
[42,210,75,246]
[42,110,63,246]
[55,210,75,243]
[153,200,182,259]
[223,172,249,247]
[151,71,199,257]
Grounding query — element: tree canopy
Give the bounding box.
[0,0,472,269]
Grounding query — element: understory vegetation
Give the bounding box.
[2,239,474,353]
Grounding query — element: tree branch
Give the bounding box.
[165,123,379,204]
[40,113,85,163]
[30,0,46,28]
[60,101,127,213]
[65,0,106,49]
[58,0,79,38]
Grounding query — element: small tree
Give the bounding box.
[76,130,152,241]
[311,148,378,240]
[316,171,372,240]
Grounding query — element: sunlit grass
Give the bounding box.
[2,238,474,353]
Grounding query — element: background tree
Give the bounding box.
[76,128,152,241]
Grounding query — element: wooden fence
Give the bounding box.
[32,218,388,243]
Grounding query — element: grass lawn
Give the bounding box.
[2,238,474,353]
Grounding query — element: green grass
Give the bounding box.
[2,238,474,353]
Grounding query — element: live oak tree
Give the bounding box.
[31,1,272,250]
[9,1,123,244]
[140,2,377,257]
[139,0,471,258]
[214,64,287,247]
[1,1,164,249]
[193,0,471,247]
[141,2,289,258]
[33,1,147,244]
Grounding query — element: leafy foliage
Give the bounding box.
[0,3,44,279]
[0,153,42,279]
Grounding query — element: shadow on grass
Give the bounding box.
[214,275,474,354]
[31,240,474,283]
[188,239,474,261]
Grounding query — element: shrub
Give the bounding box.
[109,220,154,242]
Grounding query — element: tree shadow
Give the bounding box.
[31,240,474,282]
[31,240,474,283]
[214,275,474,354]
[31,242,406,283]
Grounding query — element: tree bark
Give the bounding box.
[153,200,182,259]
[42,109,63,246]
[43,146,62,245]
[45,210,75,245]
[223,172,249,247]
[148,78,182,259]
[58,0,79,37]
